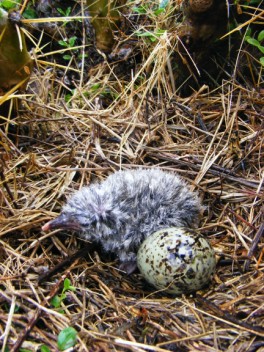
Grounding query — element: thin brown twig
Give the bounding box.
[244,222,264,272]
[148,153,263,189]
[195,294,264,337]
[38,242,95,283]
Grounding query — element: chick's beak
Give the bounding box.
[42,213,81,232]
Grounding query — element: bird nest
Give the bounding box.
[0,1,264,351]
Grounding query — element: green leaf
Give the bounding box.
[135,31,153,37]
[154,8,165,15]
[57,327,78,351]
[135,29,166,42]
[245,28,252,37]
[65,7,71,16]
[149,36,157,42]
[58,40,68,47]
[258,46,264,54]
[258,30,264,42]
[69,36,77,47]
[63,278,71,290]
[60,293,67,301]
[57,6,71,16]
[132,6,147,14]
[23,7,37,19]
[63,54,72,60]
[246,37,260,47]
[1,0,21,10]
[57,8,65,16]
[90,83,101,91]
[68,285,76,292]
[78,53,88,59]
[155,29,166,36]
[260,57,264,66]
[51,295,61,308]
[40,345,51,352]
[65,94,72,102]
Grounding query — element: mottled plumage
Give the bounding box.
[42,169,203,273]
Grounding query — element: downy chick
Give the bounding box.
[42,168,203,273]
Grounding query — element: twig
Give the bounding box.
[148,153,263,189]
[196,294,264,337]
[243,222,264,272]
[38,243,95,283]
[0,167,18,209]
[226,207,256,230]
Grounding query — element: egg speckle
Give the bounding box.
[137,227,216,294]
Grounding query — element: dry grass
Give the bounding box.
[0,1,264,351]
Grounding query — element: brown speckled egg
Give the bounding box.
[137,227,216,294]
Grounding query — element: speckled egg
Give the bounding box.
[137,227,216,294]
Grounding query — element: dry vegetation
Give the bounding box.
[0,0,263,351]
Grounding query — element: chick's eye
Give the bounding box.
[77,214,97,227]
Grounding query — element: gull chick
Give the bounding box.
[42,168,203,273]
